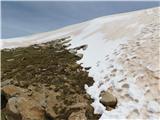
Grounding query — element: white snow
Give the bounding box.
[128,83,144,101]
[147,101,160,113]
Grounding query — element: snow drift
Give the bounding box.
[1,7,160,119]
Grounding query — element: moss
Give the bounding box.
[1,38,99,120]
[1,112,7,120]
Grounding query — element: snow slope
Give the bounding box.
[1,7,160,119]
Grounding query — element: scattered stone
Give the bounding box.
[100,91,117,108]
[19,81,28,87]
[6,59,14,62]
[1,79,12,87]
[74,45,88,51]
[76,53,83,58]
[27,91,33,96]
[122,83,129,88]
[12,80,19,86]
[84,67,91,70]
[81,45,88,50]
[48,85,56,90]
[27,85,36,91]
[26,65,34,69]
[69,49,77,54]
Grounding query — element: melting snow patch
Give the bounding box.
[147,101,160,113]
[128,83,144,101]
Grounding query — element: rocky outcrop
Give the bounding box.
[1,38,99,120]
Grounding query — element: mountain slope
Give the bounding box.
[1,7,160,119]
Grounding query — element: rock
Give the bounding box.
[69,102,88,109]
[27,85,36,91]
[100,91,117,108]
[48,85,56,90]
[84,67,91,70]
[45,90,59,118]
[26,65,34,69]
[6,97,19,114]
[27,91,33,96]
[12,80,19,86]
[69,49,77,54]
[68,110,87,120]
[81,45,88,50]
[4,96,45,120]
[76,53,83,58]
[1,79,12,87]
[70,64,80,70]
[74,45,88,51]
[2,85,23,99]
[6,59,14,62]
[19,81,28,87]
[17,97,46,120]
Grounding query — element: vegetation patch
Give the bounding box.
[1,37,100,120]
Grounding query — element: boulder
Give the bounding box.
[4,96,45,120]
[17,97,46,120]
[100,91,117,108]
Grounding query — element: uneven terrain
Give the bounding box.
[1,7,160,119]
[1,38,102,120]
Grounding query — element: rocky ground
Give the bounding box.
[1,37,117,120]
